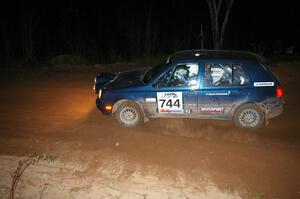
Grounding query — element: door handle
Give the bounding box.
[189,90,196,95]
[240,89,248,95]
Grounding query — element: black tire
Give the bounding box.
[234,104,264,129]
[115,102,144,128]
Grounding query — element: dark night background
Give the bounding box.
[1,0,299,65]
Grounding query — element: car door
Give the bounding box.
[145,63,200,117]
[198,61,250,118]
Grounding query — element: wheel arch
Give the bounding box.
[231,101,266,117]
[112,99,146,119]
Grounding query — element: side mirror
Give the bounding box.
[153,82,160,88]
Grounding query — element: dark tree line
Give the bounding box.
[1,0,299,66]
[1,1,215,64]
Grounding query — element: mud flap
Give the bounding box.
[258,102,269,127]
[144,117,149,123]
[263,105,270,127]
[265,113,269,126]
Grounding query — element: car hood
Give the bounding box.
[104,68,149,89]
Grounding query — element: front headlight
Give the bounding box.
[98,89,102,99]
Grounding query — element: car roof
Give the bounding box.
[168,49,266,63]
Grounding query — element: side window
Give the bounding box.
[167,64,199,87]
[232,64,249,85]
[204,64,248,86]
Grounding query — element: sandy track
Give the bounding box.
[0,155,241,199]
[0,63,300,198]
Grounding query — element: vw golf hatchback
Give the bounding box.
[93,50,284,129]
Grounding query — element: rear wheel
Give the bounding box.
[115,102,143,128]
[234,104,264,129]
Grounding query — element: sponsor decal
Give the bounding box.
[200,107,225,113]
[157,92,183,113]
[160,109,171,113]
[145,98,156,102]
[254,82,274,87]
[160,109,183,113]
[205,91,230,96]
[160,92,178,98]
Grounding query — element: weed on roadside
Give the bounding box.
[9,153,56,199]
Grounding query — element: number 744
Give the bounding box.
[159,99,181,108]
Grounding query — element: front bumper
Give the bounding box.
[96,98,113,116]
[93,83,101,93]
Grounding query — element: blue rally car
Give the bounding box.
[93,50,284,129]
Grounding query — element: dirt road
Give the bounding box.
[0,63,299,198]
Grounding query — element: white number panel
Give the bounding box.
[157,92,183,113]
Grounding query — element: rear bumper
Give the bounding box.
[267,100,284,118]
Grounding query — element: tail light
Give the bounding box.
[276,86,283,98]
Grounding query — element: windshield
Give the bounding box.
[144,59,169,83]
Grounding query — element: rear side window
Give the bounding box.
[204,64,249,87]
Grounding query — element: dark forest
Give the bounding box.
[1,0,299,65]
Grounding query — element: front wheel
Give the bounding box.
[115,102,143,128]
[234,104,264,129]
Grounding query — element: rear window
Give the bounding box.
[204,63,249,87]
[260,63,280,83]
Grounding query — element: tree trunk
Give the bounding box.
[205,0,234,49]
[1,22,13,62]
[144,7,152,56]
[220,0,234,49]
[21,18,34,62]
[128,17,143,59]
